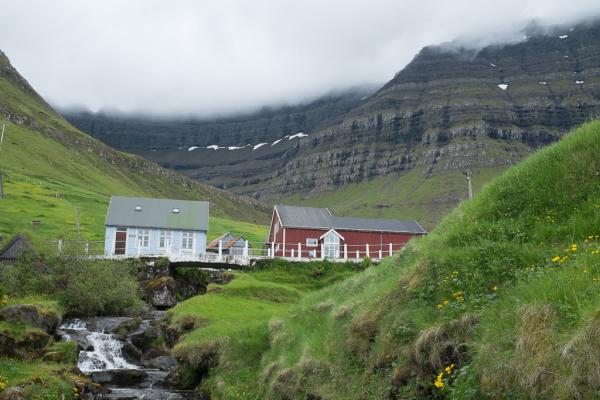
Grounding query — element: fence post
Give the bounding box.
[85,242,89,255]
[389,243,393,256]
[218,240,223,261]
[321,244,325,260]
[291,249,295,258]
[267,247,271,258]
[356,249,359,260]
[57,239,63,254]
[271,242,275,259]
[344,244,348,260]
[366,243,370,258]
[297,243,301,260]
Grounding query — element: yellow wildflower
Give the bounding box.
[434,372,444,388]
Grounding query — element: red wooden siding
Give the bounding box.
[268,226,422,259]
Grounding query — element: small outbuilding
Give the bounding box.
[207,232,252,257]
[267,205,427,259]
[104,196,209,260]
[0,234,30,264]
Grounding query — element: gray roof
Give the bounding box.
[106,196,209,231]
[276,205,332,229]
[275,205,426,234]
[331,216,426,234]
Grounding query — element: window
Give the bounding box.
[182,231,194,250]
[159,230,172,249]
[137,229,150,248]
[306,238,318,247]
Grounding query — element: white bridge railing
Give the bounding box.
[50,239,407,266]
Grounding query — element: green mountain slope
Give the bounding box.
[181,121,600,399]
[0,50,268,245]
[67,21,600,230]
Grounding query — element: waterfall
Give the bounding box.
[78,331,139,372]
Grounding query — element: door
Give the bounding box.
[115,228,127,255]
[324,231,340,259]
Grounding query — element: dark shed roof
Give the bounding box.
[105,196,209,231]
[0,234,29,262]
[275,205,426,234]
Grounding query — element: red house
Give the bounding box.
[267,205,427,260]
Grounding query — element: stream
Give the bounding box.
[58,312,195,400]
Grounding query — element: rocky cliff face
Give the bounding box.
[64,21,600,214]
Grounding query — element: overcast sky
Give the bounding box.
[1,1,600,117]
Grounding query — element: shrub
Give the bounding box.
[1,250,145,317]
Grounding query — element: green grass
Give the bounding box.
[282,165,509,230]
[0,358,83,399]
[167,259,365,385]
[0,52,268,246]
[190,121,600,399]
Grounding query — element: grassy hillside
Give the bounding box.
[164,259,366,394]
[282,165,507,229]
[181,121,600,399]
[0,50,268,245]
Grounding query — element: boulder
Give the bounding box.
[135,258,171,280]
[120,340,142,364]
[141,348,177,371]
[0,387,24,400]
[130,323,161,353]
[0,304,60,333]
[140,277,177,308]
[111,317,143,335]
[16,329,50,356]
[89,369,148,388]
[0,332,16,357]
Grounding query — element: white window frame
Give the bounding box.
[158,230,172,249]
[181,231,194,251]
[137,228,150,248]
[306,238,318,247]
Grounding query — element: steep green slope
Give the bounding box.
[190,121,599,399]
[0,50,268,245]
[282,166,507,229]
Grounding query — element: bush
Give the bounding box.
[1,250,145,317]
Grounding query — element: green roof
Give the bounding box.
[105,196,209,231]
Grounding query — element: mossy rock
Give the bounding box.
[0,304,60,333]
[140,277,177,308]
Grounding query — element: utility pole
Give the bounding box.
[464,169,473,200]
[0,121,5,199]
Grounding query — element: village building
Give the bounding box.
[104,196,209,259]
[206,232,253,257]
[0,234,29,264]
[267,205,426,259]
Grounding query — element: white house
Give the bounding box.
[104,196,209,260]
